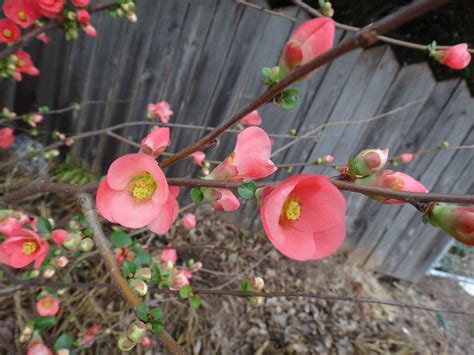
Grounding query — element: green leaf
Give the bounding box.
[110,230,132,248]
[136,303,149,322]
[36,217,52,234]
[240,280,249,292]
[190,187,204,204]
[54,333,74,351]
[132,245,151,266]
[121,260,137,278]
[237,188,255,200]
[34,316,56,330]
[179,285,193,299]
[151,263,161,285]
[151,307,162,320]
[150,320,163,333]
[261,67,272,76]
[190,295,201,309]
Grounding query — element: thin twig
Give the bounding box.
[235,0,296,22]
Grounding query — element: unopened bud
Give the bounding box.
[142,336,152,347]
[249,276,264,291]
[22,324,34,336]
[288,128,297,136]
[314,157,323,165]
[30,270,40,278]
[42,266,55,279]
[439,141,449,149]
[134,267,152,281]
[56,349,70,355]
[399,153,414,164]
[127,320,147,343]
[426,203,474,246]
[127,12,137,23]
[117,333,135,352]
[350,148,388,177]
[129,279,148,296]
[63,233,82,251]
[249,296,264,307]
[79,238,94,252]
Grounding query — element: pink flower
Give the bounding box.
[33,0,65,18]
[0,19,20,43]
[147,101,173,123]
[14,50,40,79]
[72,0,89,7]
[15,212,31,225]
[51,229,67,245]
[259,174,346,261]
[97,153,178,233]
[191,151,206,166]
[77,9,90,26]
[36,296,60,316]
[208,127,276,181]
[82,324,101,348]
[0,128,15,149]
[324,154,334,163]
[31,217,39,231]
[279,17,335,75]
[27,341,53,355]
[170,271,190,291]
[140,127,170,157]
[356,170,428,204]
[202,188,240,212]
[399,153,414,164]
[427,204,474,246]
[3,0,40,28]
[158,243,177,265]
[82,24,96,37]
[241,110,262,126]
[351,148,388,177]
[182,213,196,229]
[440,43,471,70]
[0,228,48,269]
[0,217,22,237]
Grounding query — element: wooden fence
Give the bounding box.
[0,0,472,282]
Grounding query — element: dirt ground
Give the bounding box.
[1,210,473,354]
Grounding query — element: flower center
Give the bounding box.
[3,29,12,38]
[127,173,157,202]
[18,11,27,22]
[281,198,301,221]
[41,299,54,308]
[22,241,38,255]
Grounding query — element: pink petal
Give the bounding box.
[110,191,161,228]
[311,220,346,260]
[147,194,179,234]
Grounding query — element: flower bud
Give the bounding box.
[57,349,70,355]
[350,148,388,177]
[437,43,471,70]
[127,320,147,343]
[249,276,264,291]
[63,233,82,250]
[30,270,40,278]
[139,128,170,157]
[117,333,135,352]
[142,336,152,347]
[42,266,55,279]
[127,12,138,23]
[129,279,148,296]
[134,267,152,281]
[248,296,264,307]
[79,238,94,252]
[399,153,414,164]
[54,256,69,268]
[439,140,449,149]
[425,204,474,246]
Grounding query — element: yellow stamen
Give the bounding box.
[22,241,38,255]
[41,299,53,308]
[127,173,157,202]
[18,11,27,22]
[3,29,12,38]
[281,197,301,222]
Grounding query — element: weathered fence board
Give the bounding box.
[2,1,473,282]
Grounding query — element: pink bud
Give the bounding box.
[65,138,74,146]
[0,216,22,237]
[191,151,206,166]
[54,256,69,268]
[142,336,152,347]
[181,213,197,229]
[427,204,474,246]
[77,9,90,26]
[27,341,52,355]
[36,33,51,43]
[351,148,388,177]
[440,43,471,70]
[158,243,177,264]
[399,153,413,164]
[72,0,90,7]
[171,271,190,291]
[32,114,43,123]
[51,229,68,245]
[324,154,334,163]
[83,24,96,37]
[241,110,262,126]
[140,127,170,157]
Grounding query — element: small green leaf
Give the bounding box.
[110,230,132,248]
[190,187,204,204]
[151,307,162,320]
[36,217,52,234]
[190,295,201,309]
[121,260,137,278]
[136,303,149,322]
[240,280,249,292]
[151,263,161,285]
[34,316,56,330]
[179,285,193,299]
[261,67,272,76]
[238,188,255,200]
[54,333,74,351]
[132,245,151,266]
[150,320,163,333]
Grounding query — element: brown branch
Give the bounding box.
[78,192,184,355]
[159,0,452,169]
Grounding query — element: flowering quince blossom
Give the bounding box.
[170,270,190,291]
[36,296,60,316]
[399,153,414,164]
[241,110,262,126]
[32,0,65,18]
[0,228,48,268]
[0,127,15,149]
[0,19,20,43]
[324,154,334,163]
[427,204,474,246]
[27,340,53,355]
[202,188,241,212]
[439,43,471,70]
[51,229,67,245]
[355,170,428,204]
[191,151,206,166]
[182,213,197,229]
[36,32,51,43]
[3,0,40,29]
[0,217,22,237]
[351,148,388,177]
[72,0,90,7]
[158,243,177,265]
[279,17,335,76]
[139,127,170,157]
[147,101,173,123]
[13,50,40,81]
[96,153,179,234]
[259,174,346,261]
